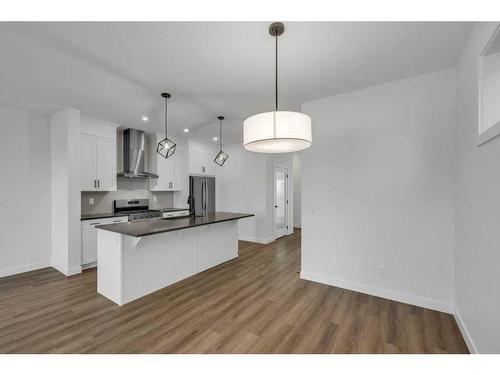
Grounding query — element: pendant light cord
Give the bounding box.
[275,34,278,111]
[164,96,168,138]
[217,116,225,152]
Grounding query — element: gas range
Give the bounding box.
[113,199,162,221]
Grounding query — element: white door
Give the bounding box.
[80,134,96,190]
[274,165,289,239]
[95,136,117,191]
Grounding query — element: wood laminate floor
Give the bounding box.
[0,229,468,354]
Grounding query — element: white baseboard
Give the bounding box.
[293,223,301,228]
[300,271,453,314]
[238,235,274,245]
[51,262,82,276]
[82,262,97,270]
[0,261,51,278]
[454,310,478,354]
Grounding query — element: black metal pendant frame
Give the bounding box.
[157,92,176,159]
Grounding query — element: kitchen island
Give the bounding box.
[96,212,253,305]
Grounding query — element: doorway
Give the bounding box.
[273,165,289,239]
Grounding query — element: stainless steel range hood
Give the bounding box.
[117,128,159,179]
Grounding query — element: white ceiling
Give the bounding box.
[0,22,473,144]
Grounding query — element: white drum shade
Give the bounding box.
[243,111,312,153]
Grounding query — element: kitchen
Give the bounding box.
[1,14,499,364]
[78,102,255,304]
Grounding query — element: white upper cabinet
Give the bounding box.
[148,133,182,191]
[95,137,117,191]
[80,134,96,191]
[80,116,118,191]
[189,149,216,176]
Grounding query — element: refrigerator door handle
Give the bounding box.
[204,179,207,214]
[201,179,205,216]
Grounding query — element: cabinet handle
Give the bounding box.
[90,222,100,225]
[94,180,96,188]
[112,220,122,223]
[98,179,100,188]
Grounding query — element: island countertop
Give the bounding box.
[95,212,254,237]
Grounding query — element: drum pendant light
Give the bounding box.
[157,93,176,158]
[214,116,229,166]
[243,22,312,153]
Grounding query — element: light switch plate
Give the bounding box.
[88,197,94,205]
[153,195,157,202]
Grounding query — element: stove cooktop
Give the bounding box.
[125,210,162,221]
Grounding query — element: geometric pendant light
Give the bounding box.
[214,116,229,166]
[243,22,312,153]
[156,92,176,158]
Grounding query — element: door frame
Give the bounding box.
[273,164,290,240]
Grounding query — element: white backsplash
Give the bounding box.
[81,178,174,215]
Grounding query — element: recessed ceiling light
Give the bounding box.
[141,116,149,122]
[183,128,189,133]
[213,137,218,141]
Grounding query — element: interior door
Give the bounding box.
[95,136,117,191]
[274,166,288,239]
[80,134,96,191]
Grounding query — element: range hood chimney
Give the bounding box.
[117,128,159,179]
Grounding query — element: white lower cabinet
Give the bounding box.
[81,216,128,267]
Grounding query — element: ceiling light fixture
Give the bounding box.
[141,116,149,122]
[214,116,228,166]
[243,22,312,153]
[183,128,189,133]
[156,93,176,159]
[213,137,218,141]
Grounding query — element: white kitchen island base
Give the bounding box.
[97,220,238,305]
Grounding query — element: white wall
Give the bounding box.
[454,23,500,354]
[301,68,457,313]
[216,142,273,243]
[0,106,52,277]
[216,142,294,243]
[293,153,302,228]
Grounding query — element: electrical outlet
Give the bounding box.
[88,197,94,205]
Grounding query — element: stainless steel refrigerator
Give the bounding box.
[189,176,215,216]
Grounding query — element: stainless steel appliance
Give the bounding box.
[189,176,215,216]
[113,199,162,221]
[117,128,159,179]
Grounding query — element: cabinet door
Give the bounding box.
[201,151,216,176]
[82,227,98,265]
[150,153,174,191]
[80,134,96,191]
[171,150,183,191]
[95,137,117,191]
[189,150,215,176]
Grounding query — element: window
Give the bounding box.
[478,24,500,145]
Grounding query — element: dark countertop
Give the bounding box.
[95,212,254,237]
[81,208,189,221]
